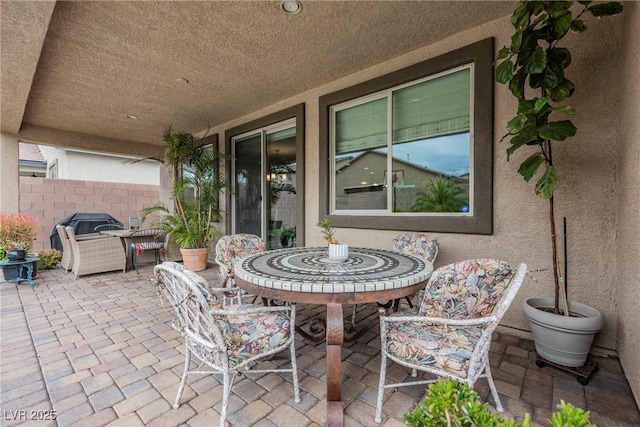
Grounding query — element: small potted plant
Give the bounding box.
[318,219,348,261]
[280,226,296,248]
[0,212,39,279]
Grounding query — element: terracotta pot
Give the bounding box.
[180,247,209,272]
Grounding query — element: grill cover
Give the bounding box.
[50,213,123,250]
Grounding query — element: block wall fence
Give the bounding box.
[17,176,160,253]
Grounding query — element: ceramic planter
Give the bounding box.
[180,247,209,272]
[328,243,349,261]
[522,297,603,367]
[7,249,27,261]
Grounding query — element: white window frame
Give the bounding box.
[329,64,474,217]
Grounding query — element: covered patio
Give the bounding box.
[2,266,639,426]
[1,1,639,425]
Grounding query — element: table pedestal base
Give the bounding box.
[326,303,344,427]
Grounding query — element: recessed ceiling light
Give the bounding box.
[176,78,189,84]
[126,114,138,120]
[281,0,302,14]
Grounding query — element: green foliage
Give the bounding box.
[495,0,622,200]
[496,0,623,312]
[405,378,592,427]
[317,219,338,244]
[140,128,229,249]
[37,249,63,270]
[281,226,296,239]
[410,176,468,213]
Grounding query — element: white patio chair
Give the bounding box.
[214,233,266,304]
[350,232,439,326]
[153,262,300,427]
[153,261,243,331]
[390,232,440,309]
[375,259,527,423]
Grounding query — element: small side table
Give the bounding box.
[0,257,40,289]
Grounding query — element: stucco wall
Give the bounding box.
[208,12,627,352]
[18,176,160,253]
[615,1,640,407]
[38,145,160,185]
[0,134,20,213]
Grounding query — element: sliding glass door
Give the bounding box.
[232,119,298,249]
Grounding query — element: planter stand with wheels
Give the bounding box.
[535,355,599,385]
[523,297,604,385]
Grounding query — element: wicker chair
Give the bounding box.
[58,225,116,272]
[65,226,126,279]
[375,259,527,423]
[154,262,300,427]
[57,225,74,272]
[129,228,166,273]
[214,234,266,304]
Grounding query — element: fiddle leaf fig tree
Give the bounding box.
[495,0,622,312]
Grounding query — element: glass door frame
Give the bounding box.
[225,104,305,246]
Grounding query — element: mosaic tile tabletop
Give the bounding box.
[234,246,433,294]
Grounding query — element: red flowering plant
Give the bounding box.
[0,213,38,260]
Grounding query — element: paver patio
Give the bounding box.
[1,264,639,427]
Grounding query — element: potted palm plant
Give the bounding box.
[141,128,228,272]
[495,0,623,367]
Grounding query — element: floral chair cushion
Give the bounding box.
[216,309,291,367]
[385,320,483,378]
[418,259,514,319]
[215,234,266,285]
[392,233,439,263]
[132,242,165,253]
[185,299,292,368]
[384,259,513,378]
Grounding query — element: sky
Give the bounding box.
[337,133,471,177]
[391,133,470,176]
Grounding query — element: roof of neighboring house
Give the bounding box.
[19,143,45,163]
[337,149,466,181]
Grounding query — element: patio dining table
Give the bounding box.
[233,246,433,427]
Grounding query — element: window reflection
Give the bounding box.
[332,67,471,215]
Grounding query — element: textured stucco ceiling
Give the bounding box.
[1,1,515,151]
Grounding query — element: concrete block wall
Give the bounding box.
[18,177,160,253]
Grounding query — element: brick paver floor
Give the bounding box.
[1,264,639,426]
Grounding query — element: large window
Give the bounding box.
[319,39,493,234]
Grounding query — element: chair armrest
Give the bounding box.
[209,304,295,317]
[380,313,496,327]
[77,233,112,241]
[209,285,241,294]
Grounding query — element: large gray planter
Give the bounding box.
[522,297,603,367]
